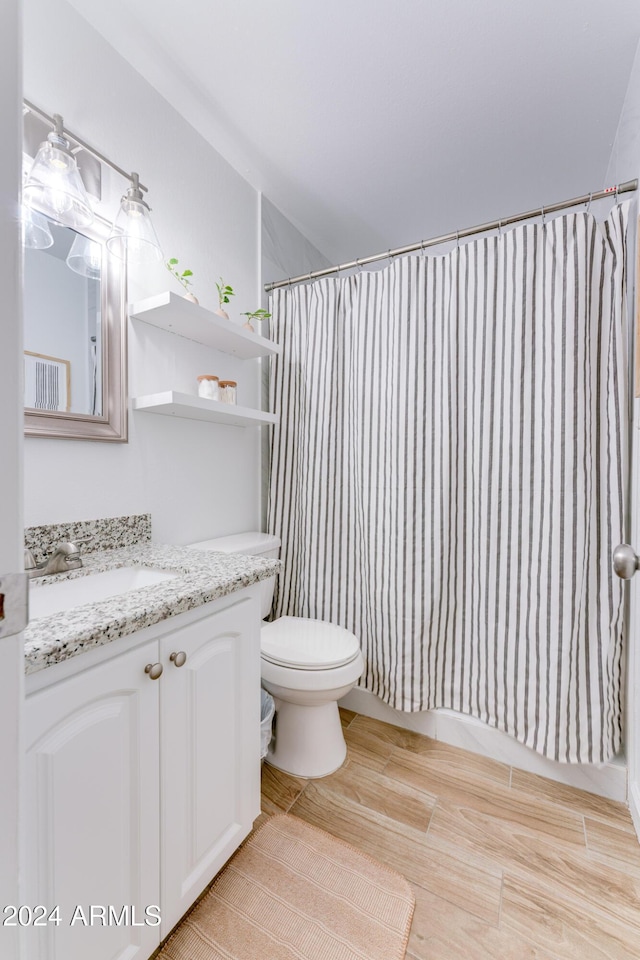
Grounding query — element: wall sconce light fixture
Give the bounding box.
[106,173,162,264]
[21,204,54,250]
[65,232,102,279]
[23,114,94,229]
[22,102,163,265]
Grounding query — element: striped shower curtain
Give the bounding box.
[267,202,630,763]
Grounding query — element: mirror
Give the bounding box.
[23,213,128,442]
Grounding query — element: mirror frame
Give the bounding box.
[24,213,128,443]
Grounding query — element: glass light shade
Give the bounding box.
[23,136,94,229]
[66,233,102,278]
[21,205,53,250]
[106,195,163,264]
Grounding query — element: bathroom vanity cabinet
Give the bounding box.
[22,587,261,960]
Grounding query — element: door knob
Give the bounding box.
[612,544,640,580]
[169,651,187,667]
[144,662,163,680]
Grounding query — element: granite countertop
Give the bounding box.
[24,543,280,676]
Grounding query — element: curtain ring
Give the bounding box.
[355,257,362,272]
[541,205,546,225]
[455,230,460,248]
[615,183,619,204]
[586,191,593,214]
[497,220,502,236]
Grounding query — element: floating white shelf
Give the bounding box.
[129,292,281,359]
[133,391,278,427]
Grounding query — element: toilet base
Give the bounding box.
[265,699,347,779]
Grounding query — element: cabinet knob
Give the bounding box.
[144,662,163,680]
[613,543,640,580]
[169,651,187,668]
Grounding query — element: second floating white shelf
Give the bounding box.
[133,391,278,428]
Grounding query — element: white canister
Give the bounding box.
[197,375,219,401]
[219,380,237,404]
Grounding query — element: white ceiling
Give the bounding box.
[66,0,640,265]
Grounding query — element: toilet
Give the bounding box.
[188,532,364,778]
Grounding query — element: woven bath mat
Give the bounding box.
[158,813,415,960]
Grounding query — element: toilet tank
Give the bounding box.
[188,532,281,619]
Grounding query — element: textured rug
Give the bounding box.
[157,813,415,960]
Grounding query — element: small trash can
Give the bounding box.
[260,688,275,761]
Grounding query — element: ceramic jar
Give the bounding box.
[197,375,219,401]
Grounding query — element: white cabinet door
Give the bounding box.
[23,641,161,960]
[159,593,261,934]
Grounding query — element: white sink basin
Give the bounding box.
[29,566,178,621]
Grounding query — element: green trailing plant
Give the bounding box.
[216,278,235,310]
[241,308,271,323]
[165,258,194,293]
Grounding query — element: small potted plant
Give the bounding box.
[215,277,235,319]
[166,258,198,303]
[240,308,271,333]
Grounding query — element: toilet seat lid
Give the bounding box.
[261,617,361,669]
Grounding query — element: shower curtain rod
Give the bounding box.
[264,178,638,292]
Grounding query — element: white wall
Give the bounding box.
[0,0,23,955]
[261,195,332,289]
[606,37,640,187]
[23,0,262,544]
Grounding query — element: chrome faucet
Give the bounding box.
[24,541,87,579]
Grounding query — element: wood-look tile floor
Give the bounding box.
[258,709,640,960]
